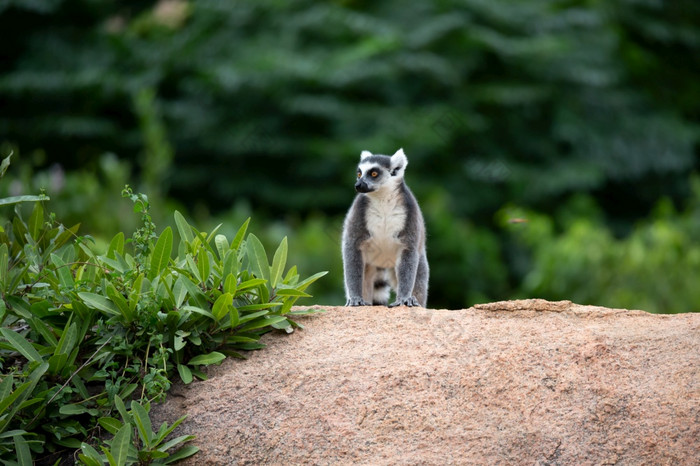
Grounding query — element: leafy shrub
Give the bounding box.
[0,182,326,463]
[499,184,700,314]
[0,149,139,243]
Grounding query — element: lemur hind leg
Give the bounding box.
[413,252,429,308]
[389,248,420,307]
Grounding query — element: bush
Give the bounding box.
[499,183,700,314]
[0,181,326,463]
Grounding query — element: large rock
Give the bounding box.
[154,300,699,465]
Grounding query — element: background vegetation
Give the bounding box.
[2,0,699,313]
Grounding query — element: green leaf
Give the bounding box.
[0,363,47,431]
[14,434,31,466]
[283,265,298,284]
[197,250,210,286]
[295,271,329,292]
[238,315,288,332]
[235,278,267,294]
[223,273,237,295]
[0,328,42,363]
[0,194,50,207]
[149,226,173,280]
[157,434,195,454]
[271,319,292,330]
[130,401,153,447]
[212,293,232,322]
[229,306,239,328]
[79,443,105,466]
[0,429,27,439]
[107,232,125,259]
[174,210,194,244]
[164,445,200,464]
[177,364,193,384]
[180,305,214,319]
[0,373,13,402]
[174,333,186,351]
[232,342,266,351]
[156,415,190,448]
[72,374,90,400]
[0,380,29,416]
[78,292,120,316]
[188,351,226,366]
[246,234,270,282]
[191,225,218,257]
[49,354,68,375]
[54,437,84,449]
[114,395,131,425]
[53,223,80,249]
[28,202,43,242]
[0,243,8,292]
[129,273,145,313]
[190,367,208,380]
[51,253,75,289]
[29,300,50,318]
[270,236,287,289]
[275,288,312,298]
[98,417,123,435]
[185,255,202,284]
[236,309,269,324]
[231,218,250,251]
[19,397,46,412]
[222,250,238,280]
[28,316,57,347]
[289,308,326,316]
[118,383,138,401]
[7,296,32,320]
[236,302,282,313]
[12,216,29,248]
[180,275,208,309]
[106,285,135,323]
[110,424,131,466]
[103,447,117,466]
[0,154,11,178]
[59,403,90,415]
[215,234,229,260]
[173,275,189,308]
[54,322,77,357]
[97,255,127,274]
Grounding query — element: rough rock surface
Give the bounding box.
[153,300,700,465]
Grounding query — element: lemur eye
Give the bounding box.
[357,171,361,178]
[371,171,378,177]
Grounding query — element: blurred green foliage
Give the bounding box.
[500,183,700,314]
[1,0,699,312]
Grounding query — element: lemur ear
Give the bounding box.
[390,148,408,176]
[360,150,373,160]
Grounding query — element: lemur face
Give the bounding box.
[354,149,407,194]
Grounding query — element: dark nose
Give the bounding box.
[355,180,370,193]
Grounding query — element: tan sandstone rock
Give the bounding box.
[153,300,699,465]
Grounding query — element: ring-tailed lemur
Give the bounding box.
[342,148,429,307]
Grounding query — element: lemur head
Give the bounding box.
[354,148,408,194]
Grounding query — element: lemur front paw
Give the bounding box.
[345,297,371,306]
[389,296,421,307]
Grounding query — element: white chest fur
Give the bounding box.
[362,188,406,268]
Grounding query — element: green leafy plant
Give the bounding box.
[499,187,700,314]
[0,152,50,208]
[0,179,327,463]
[78,396,197,466]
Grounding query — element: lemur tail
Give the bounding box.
[373,268,391,306]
